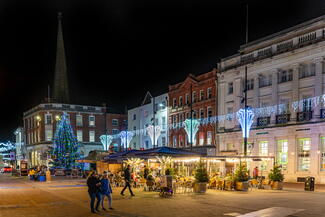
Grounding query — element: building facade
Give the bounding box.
[217,15,325,183]
[105,112,128,151]
[23,103,105,166]
[168,70,217,155]
[128,93,169,149]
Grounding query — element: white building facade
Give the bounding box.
[217,15,325,183]
[128,93,169,149]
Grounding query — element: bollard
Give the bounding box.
[46,170,51,182]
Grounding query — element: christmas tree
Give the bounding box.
[51,113,80,169]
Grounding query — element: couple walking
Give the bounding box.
[87,172,113,214]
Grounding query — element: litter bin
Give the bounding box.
[304,176,315,191]
[39,175,46,182]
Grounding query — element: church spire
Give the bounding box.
[53,12,70,103]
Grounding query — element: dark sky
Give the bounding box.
[0,0,324,141]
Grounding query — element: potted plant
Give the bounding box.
[268,165,284,190]
[193,162,209,193]
[234,164,249,191]
[224,174,234,190]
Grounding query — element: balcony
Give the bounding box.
[297,111,313,122]
[320,109,325,119]
[276,114,291,124]
[257,117,271,127]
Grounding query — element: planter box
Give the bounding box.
[235,181,249,191]
[270,181,283,190]
[224,180,233,190]
[193,182,207,193]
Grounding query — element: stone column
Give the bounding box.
[254,76,260,108]
[310,133,320,179]
[291,63,300,122]
[313,57,323,119]
[271,69,279,124]
[287,135,296,181]
[234,77,242,112]
[218,82,226,129]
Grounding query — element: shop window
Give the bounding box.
[277,140,288,170]
[297,138,311,171]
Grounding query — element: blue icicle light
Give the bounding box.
[237,107,254,138]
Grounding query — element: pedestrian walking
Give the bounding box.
[253,166,259,179]
[120,165,135,196]
[100,173,113,210]
[87,171,102,213]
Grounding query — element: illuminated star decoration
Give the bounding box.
[146,125,161,147]
[119,131,134,149]
[183,119,200,145]
[100,135,113,151]
[237,107,254,138]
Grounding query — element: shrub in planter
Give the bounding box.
[234,164,249,191]
[268,165,284,190]
[194,163,209,193]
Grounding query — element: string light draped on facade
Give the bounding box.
[100,135,113,151]
[183,119,200,144]
[51,113,80,169]
[119,131,134,149]
[146,125,161,146]
[0,142,15,153]
[237,107,254,138]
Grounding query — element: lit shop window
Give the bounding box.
[297,138,311,171]
[259,141,268,156]
[320,137,325,171]
[277,140,288,170]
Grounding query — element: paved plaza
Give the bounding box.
[0,174,325,217]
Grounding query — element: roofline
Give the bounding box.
[240,15,325,50]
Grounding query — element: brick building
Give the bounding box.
[168,69,217,155]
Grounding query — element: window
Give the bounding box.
[242,142,253,155]
[45,129,52,141]
[200,108,204,119]
[45,114,52,125]
[192,110,197,119]
[77,130,83,142]
[277,140,288,170]
[302,98,312,112]
[299,63,315,79]
[199,132,204,146]
[259,74,272,88]
[89,131,95,142]
[133,114,136,120]
[133,126,136,131]
[179,135,184,147]
[162,116,166,129]
[226,143,234,150]
[173,98,177,108]
[192,91,197,103]
[185,94,189,104]
[76,115,83,126]
[228,82,233,94]
[245,79,254,90]
[173,136,177,147]
[89,116,95,126]
[320,137,325,171]
[145,141,149,149]
[200,90,204,101]
[133,143,137,149]
[259,141,268,156]
[112,119,118,126]
[278,69,293,83]
[112,129,119,134]
[226,107,233,121]
[279,99,290,114]
[207,131,212,145]
[297,138,311,171]
[207,107,213,119]
[207,88,212,99]
[179,96,183,106]
[186,112,190,119]
[161,137,165,146]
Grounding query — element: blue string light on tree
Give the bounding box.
[237,107,254,138]
[51,112,80,169]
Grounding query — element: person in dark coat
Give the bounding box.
[87,171,102,213]
[120,165,135,196]
[100,174,113,210]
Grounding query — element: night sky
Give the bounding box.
[0,0,324,141]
